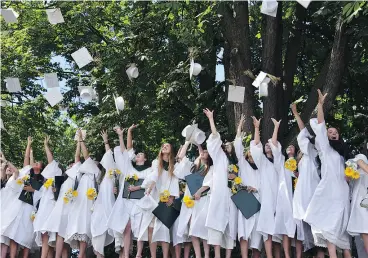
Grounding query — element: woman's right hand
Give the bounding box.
[251,116,261,129]
[203,108,214,120]
[317,89,328,106]
[27,136,33,145]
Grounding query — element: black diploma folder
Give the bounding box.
[152,201,180,229]
[185,173,209,196]
[53,176,65,201]
[231,189,261,219]
[18,178,44,205]
[122,179,145,199]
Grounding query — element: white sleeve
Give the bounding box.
[206,132,226,163]
[173,157,192,180]
[310,118,329,152]
[141,160,159,187]
[250,140,263,169]
[169,175,180,197]
[113,147,133,176]
[234,137,244,163]
[268,139,284,171]
[203,166,213,187]
[100,149,115,171]
[297,128,312,155]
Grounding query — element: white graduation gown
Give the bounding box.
[107,147,152,250]
[65,158,100,249]
[293,128,320,220]
[33,160,62,247]
[304,119,351,250]
[205,133,236,249]
[347,154,368,236]
[41,162,81,242]
[250,141,278,241]
[91,150,117,256]
[174,157,213,242]
[137,159,179,243]
[234,137,262,251]
[1,166,39,249]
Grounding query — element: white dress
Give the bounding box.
[137,159,179,243]
[347,154,368,236]
[1,166,39,249]
[65,158,100,249]
[107,147,152,251]
[234,137,262,251]
[91,150,117,256]
[205,133,236,249]
[174,157,213,243]
[250,141,278,241]
[33,160,62,247]
[41,162,81,243]
[304,119,351,250]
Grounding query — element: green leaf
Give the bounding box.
[342,3,352,15]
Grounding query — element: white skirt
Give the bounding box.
[207,227,235,249]
[238,212,262,251]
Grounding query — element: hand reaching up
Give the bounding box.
[203,108,214,120]
[317,89,328,105]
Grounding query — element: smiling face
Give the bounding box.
[32,162,43,174]
[264,143,272,154]
[224,143,232,154]
[327,127,339,140]
[161,143,172,154]
[135,152,147,164]
[286,145,296,157]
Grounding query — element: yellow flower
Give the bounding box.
[163,190,170,197]
[72,190,78,197]
[289,158,297,167]
[115,169,121,175]
[234,177,242,185]
[44,178,54,189]
[185,199,195,208]
[67,188,73,194]
[86,188,97,200]
[16,179,23,185]
[352,171,360,180]
[345,167,354,177]
[63,197,69,204]
[160,195,169,203]
[22,175,29,181]
[183,195,191,203]
[133,174,139,181]
[30,214,36,221]
[108,169,114,178]
[231,186,237,194]
[290,164,297,171]
[233,165,238,173]
[125,175,131,181]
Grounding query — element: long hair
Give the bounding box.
[157,143,175,177]
[224,142,238,165]
[191,154,213,176]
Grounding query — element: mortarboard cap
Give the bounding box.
[189,59,202,79]
[259,78,270,98]
[78,86,95,102]
[1,8,19,23]
[44,73,59,88]
[152,202,180,229]
[5,78,21,93]
[228,85,245,103]
[46,8,64,25]
[261,0,278,17]
[252,71,267,88]
[231,189,261,219]
[296,0,311,9]
[126,63,139,80]
[181,124,196,141]
[114,94,125,114]
[122,179,145,199]
[71,47,93,69]
[44,87,63,107]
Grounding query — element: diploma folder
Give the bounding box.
[152,201,180,229]
[18,178,44,205]
[185,173,209,196]
[53,176,65,201]
[231,189,261,219]
[122,179,145,199]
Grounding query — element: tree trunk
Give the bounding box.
[261,2,283,143]
[220,2,255,136]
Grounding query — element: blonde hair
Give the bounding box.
[157,143,175,177]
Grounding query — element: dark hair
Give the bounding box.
[361,140,368,157]
[223,142,238,165]
[283,144,299,159]
[191,153,213,176]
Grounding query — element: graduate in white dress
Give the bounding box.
[1,136,44,258]
[249,117,281,258]
[234,115,262,258]
[107,125,152,258]
[42,140,82,258]
[346,152,368,254]
[174,141,213,258]
[291,103,322,257]
[91,130,116,258]
[203,108,236,258]
[141,142,179,258]
[65,130,100,258]
[304,90,352,258]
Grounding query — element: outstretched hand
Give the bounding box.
[271,118,281,127]
[44,135,51,145]
[77,129,83,141]
[27,136,33,145]
[114,126,126,136]
[290,103,297,114]
[100,130,108,143]
[251,116,261,128]
[317,89,328,105]
[128,124,138,131]
[203,108,214,120]
[238,114,245,129]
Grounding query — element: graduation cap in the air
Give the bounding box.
[126,63,139,80]
[252,71,271,98]
[152,202,180,229]
[231,189,261,219]
[261,0,278,17]
[53,176,65,201]
[0,8,19,23]
[122,179,145,199]
[44,73,59,88]
[189,59,202,79]
[114,95,125,114]
[185,173,208,196]
[44,87,63,107]
[228,85,245,104]
[5,78,21,93]
[78,86,96,102]
[71,47,93,69]
[46,8,64,25]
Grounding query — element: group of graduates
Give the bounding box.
[1,89,367,258]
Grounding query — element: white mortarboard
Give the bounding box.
[181,124,196,141]
[71,47,93,69]
[46,8,64,25]
[44,87,63,107]
[74,129,86,141]
[296,0,311,9]
[189,124,206,145]
[78,86,95,102]
[261,0,278,17]
[259,78,270,98]
[189,59,202,79]
[126,63,139,80]
[44,73,59,88]
[0,8,19,23]
[5,78,21,92]
[228,85,245,103]
[0,99,9,107]
[114,94,125,114]
[252,71,267,88]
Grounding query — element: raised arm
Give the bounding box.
[271,118,281,146]
[74,141,81,163]
[197,144,204,156]
[236,114,245,138]
[251,116,261,145]
[100,130,110,152]
[178,141,191,160]
[23,136,32,167]
[44,135,54,164]
[78,129,89,159]
[203,108,217,136]
[127,124,137,151]
[357,159,368,174]
[291,103,305,131]
[30,148,34,166]
[114,127,126,152]
[317,89,328,124]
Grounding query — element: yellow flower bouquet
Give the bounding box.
[228,164,239,174]
[125,173,139,199]
[43,178,54,189]
[63,188,78,204]
[344,160,360,180]
[285,158,297,172]
[86,188,98,200]
[182,195,195,208]
[159,190,170,203]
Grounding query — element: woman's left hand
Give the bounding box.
[166,196,174,206]
[23,185,35,192]
[193,191,201,200]
[246,186,257,193]
[128,185,140,192]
